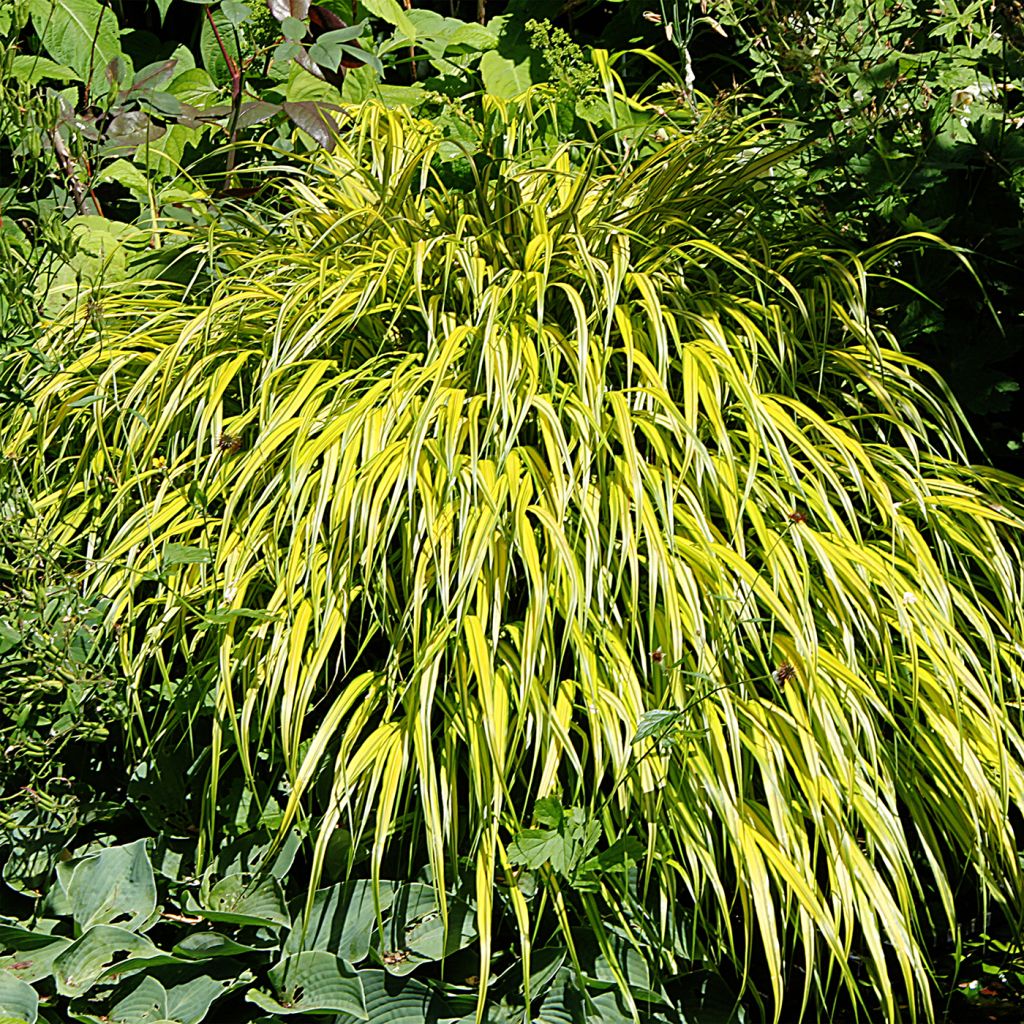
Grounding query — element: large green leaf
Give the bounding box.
[0,938,73,984]
[379,883,476,976]
[333,970,452,1024]
[27,0,121,92]
[52,927,170,998]
[212,831,301,880]
[65,840,156,932]
[172,932,267,960]
[360,0,415,37]
[9,54,79,84]
[189,874,289,928]
[479,49,533,98]
[109,974,227,1024]
[284,880,396,961]
[0,972,37,1024]
[0,922,63,953]
[199,6,242,84]
[246,951,366,1017]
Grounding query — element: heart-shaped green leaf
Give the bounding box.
[66,840,156,931]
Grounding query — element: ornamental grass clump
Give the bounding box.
[6,96,1024,1019]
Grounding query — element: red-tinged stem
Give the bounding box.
[204,6,243,183]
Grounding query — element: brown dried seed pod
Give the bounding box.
[216,433,242,455]
[774,662,797,685]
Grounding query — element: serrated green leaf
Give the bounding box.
[533,797,563,829]
[580,836,645,875]
[507,830,567,873]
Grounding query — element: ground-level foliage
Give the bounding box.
[3,88,1024,1023]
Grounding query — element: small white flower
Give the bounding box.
[901,592,916,606]
[951,85,981,109]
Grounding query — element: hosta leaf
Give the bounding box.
[0,938,73,983]
[111,974,228,1024]
[0,921,63,952]
[109,976,167,1023]
[246,951,366,1017]
[192,875,289,927]
[0,972,37,1024]
[533,969,585,1024]
[211,831,301,880]
[333,970,451,1024]
[401,897,476,962]
[66,840,156,931]
[52,927,167,998]
[172,932,266,960]
[165,976,231,1024]
[284,880,396,961]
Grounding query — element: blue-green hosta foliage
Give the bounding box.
[6,93,1024,1020]
[0,828,700,1024]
